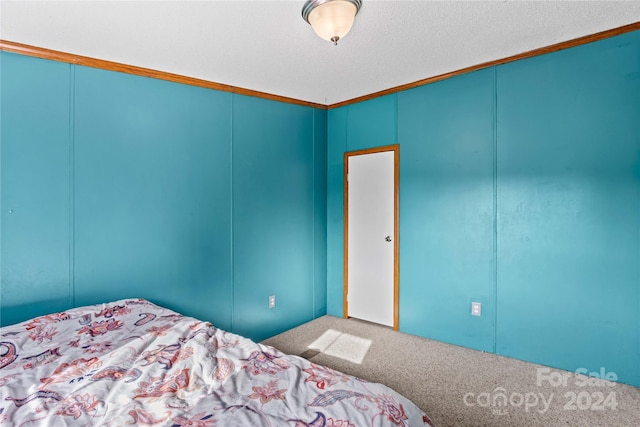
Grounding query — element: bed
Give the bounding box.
[0,298,433,426]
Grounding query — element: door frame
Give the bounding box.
[343,144,399,330]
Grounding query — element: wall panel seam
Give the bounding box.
[492,66,498,354]
[0,53,3,320]
[69,64,76,308]
[229,95,235,332]
[312,110,316,319]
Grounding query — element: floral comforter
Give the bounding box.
[0,299,432,426]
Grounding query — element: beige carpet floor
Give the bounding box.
[262,315,640,427]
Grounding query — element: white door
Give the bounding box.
[347,149,396,327]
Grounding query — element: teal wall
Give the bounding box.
[399,69,496,353]
[0,52,327,342]
[327,31,640,387]
[232,95,314,340]
[2,29,638,386]
[495,32,640,386]
[1,53,72,322]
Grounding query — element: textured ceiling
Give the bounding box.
[2,1,640,105]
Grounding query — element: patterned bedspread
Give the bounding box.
[0,299,432,426]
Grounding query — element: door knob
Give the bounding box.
[385,236,392,242]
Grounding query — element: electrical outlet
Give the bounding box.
[269,295,276,309]
[471,302,481,316]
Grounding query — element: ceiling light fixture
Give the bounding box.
[302,0,362,46]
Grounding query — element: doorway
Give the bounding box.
[344,145,399,329]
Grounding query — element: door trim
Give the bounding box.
[344,144,399,330]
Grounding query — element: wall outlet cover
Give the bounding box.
[471,302,481,316]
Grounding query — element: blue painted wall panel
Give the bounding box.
[1,54,326,340]
[314,109,328,318]
[232,95,315,342]
[327,30,640,387]
[496,32,640,386]
[0,53,71,326]
[73,66,233,330]
[346,94,397,151]
[326,106,348,317]
[398,69,495,352]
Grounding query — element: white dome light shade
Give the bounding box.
[309,1,356,42]
[302,0,362,45]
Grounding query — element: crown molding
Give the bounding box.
[328,21,640,109]
[2,20,638,110]
[0,40,327,110]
